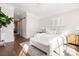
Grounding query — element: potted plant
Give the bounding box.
[0,7,13,46]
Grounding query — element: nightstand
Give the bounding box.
[67,34,79,45]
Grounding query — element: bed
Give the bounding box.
[30,33,67,55]
[30,26,68,55]
[30,33,57,53]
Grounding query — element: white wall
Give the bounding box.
[26,12,40,38]
[63,10,79,30]
[0,4,14,42]
[16,12,40,39]
[19,20,22,36]
[26,10,79,38]
[13,6,79,39]
[21,18,27,38]
[16,8,79,39]
[39,9,79,32]
[17,21,20,35]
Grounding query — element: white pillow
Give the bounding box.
[46,29,57,34]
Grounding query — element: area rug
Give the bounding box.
[20,41,46,56]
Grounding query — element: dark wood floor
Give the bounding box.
[0,34,79,56]
[0,35,29,56]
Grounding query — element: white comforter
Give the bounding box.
[33,33,59,46]
[30,32,68,56]
[30,33,60,55]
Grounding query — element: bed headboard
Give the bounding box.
[45,25,65,34]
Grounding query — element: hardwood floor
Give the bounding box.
[0,34,79,56]
[68,44,79,53]
[0,35,29,56]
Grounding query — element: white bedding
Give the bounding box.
[30,38,49,54]
[30,33,59,55]
[33,33,59,46]
[29,29,68,56]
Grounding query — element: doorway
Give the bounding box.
[14,18,26,39]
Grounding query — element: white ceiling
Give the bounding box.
[7,3,79,19]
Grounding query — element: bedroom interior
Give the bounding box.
[0,3,79,56]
